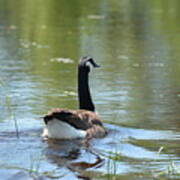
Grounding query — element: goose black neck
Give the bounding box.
[78,67,95,112]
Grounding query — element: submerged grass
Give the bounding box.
[101,146,180,179]
[13,114,20,138]
[5,95,20,138]
[0,162,65,179]
[106,158,119,180]
[0,153,64,179]
[157,147,180,178]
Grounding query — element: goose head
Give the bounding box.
[79,56,100,73]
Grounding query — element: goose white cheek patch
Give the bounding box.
[86,61,93,71]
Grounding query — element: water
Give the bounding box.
[0,0,180,179]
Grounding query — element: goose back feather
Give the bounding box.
[43,108,106,139]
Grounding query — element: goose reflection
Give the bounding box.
[43,139,104,179]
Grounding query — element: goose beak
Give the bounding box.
[90,59,100,68]
[94,63,100,68]
[94,64,101,68]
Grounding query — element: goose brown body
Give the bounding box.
[43,56,107,139]
[43,108,106,139]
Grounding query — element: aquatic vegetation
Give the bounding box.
[5,95,19,138]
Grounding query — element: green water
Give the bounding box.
[0,0,180,179]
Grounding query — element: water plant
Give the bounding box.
[5,95,20,138]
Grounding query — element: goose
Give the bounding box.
[42,56,107,139]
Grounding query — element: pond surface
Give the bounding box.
[0,0,180,179]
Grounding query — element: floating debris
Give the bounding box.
[133,63,140,67]
[64,91,77,96]
[40,25,47,29]
[87,14,105,20]
[19,39,49,49]
[50,57,74,64]
[148,63,165,67]
[118,55,129,60]
[31,42,37,46]
[9,25,17,30]
[19,39,30,48]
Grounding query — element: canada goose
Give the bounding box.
[42,56,107,139]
